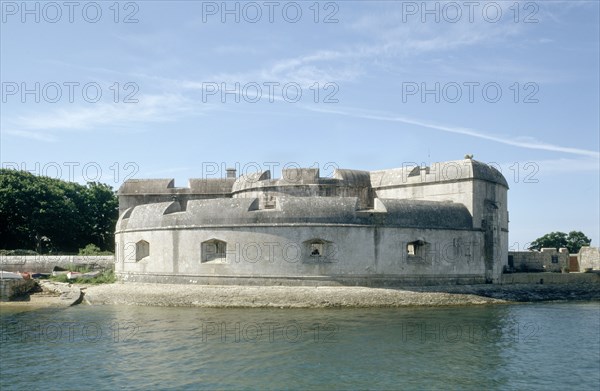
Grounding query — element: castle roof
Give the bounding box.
[370,159,509,189]
[116,197,473,232]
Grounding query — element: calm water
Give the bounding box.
[1,302,599,390]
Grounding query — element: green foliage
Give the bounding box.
[87,270,116,284]
[0,249,39,255]
[78,243,113,256]
[529,231,592,254]
[565,231,592,254]
[529,232,567,251]
[0,169,118,253]
[49,269,116,284]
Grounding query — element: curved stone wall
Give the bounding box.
[115,198,486,285]
[115,159,508,285]
[116,224,486,285]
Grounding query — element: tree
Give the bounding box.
[565,231,592,254]
[0,169,118,253]
[529,231,592,254]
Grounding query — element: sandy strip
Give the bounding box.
[0,281,82,311]
[81,282,600,308]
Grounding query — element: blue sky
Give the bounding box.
[1,0,599,248]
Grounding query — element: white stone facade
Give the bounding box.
[115,159,509,285]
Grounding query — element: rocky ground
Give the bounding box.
[3,280,598,310]
[0,280,82,310]
[81,282,600,308]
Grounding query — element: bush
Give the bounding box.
[0,249,39,255]
[87,270,116,284]
[50,269,116,284]
[78,244,113,256]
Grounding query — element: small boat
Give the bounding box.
[66,271,83,279]
[66,271,101,280]
[52,266,69,276]
[31,273,50,279]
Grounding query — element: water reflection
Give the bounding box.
[1,303,598,390]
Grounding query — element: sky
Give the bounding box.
[1,0,599,248]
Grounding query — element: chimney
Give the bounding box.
[226,168,236,179]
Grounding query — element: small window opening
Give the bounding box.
[310,242,324,257]
[407,239,427,258]
[263,195,276,209]
[135,240,149,262]
[202,239,227,263]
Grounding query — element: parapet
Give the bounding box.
[118,177,235,214]
[333,169,371,187]
[370,159,509,189]
[231,168,372,195]
[280,168,320,184]
[118,179,175,194]
[119,178,235,196]
[117,159,508,215]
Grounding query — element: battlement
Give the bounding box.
[231,168,371,192]
[370,159,508,190]
[117,159,507,218]
[115,157,509,285]
[118,177,236,214]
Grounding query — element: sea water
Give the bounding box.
[1,302,599,390]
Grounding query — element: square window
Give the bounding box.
[310,243,324,257]
[202,239,227,263]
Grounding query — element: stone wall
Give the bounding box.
[115,159,509,285]
[0,279,36,301]
[116,223,488,285]
[578,247,600,271]
[0,255,115,273]
[500,272,599,285]
[508,248,569,272]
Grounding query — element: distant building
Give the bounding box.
[115,159,509,286]
[508,248,569,273]
[578,247,600,272]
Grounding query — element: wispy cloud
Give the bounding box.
[3,93,212,141]
[305,105,600,158]
[2,129,57,142]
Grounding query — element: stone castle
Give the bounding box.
[114,158,509,285]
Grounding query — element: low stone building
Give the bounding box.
[508,248,569,272]
[578,246,600,271]
[115,159,509,286]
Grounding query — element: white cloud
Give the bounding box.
[304,105,600,158]
[3,93,211,141]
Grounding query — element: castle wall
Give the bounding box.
[578,246,600,271]
[372,174,507,281]
[115,159,508,285]
[116,224,486,285]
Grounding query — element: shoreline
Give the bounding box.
[80,281,600,308]
[2,280,598,310]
